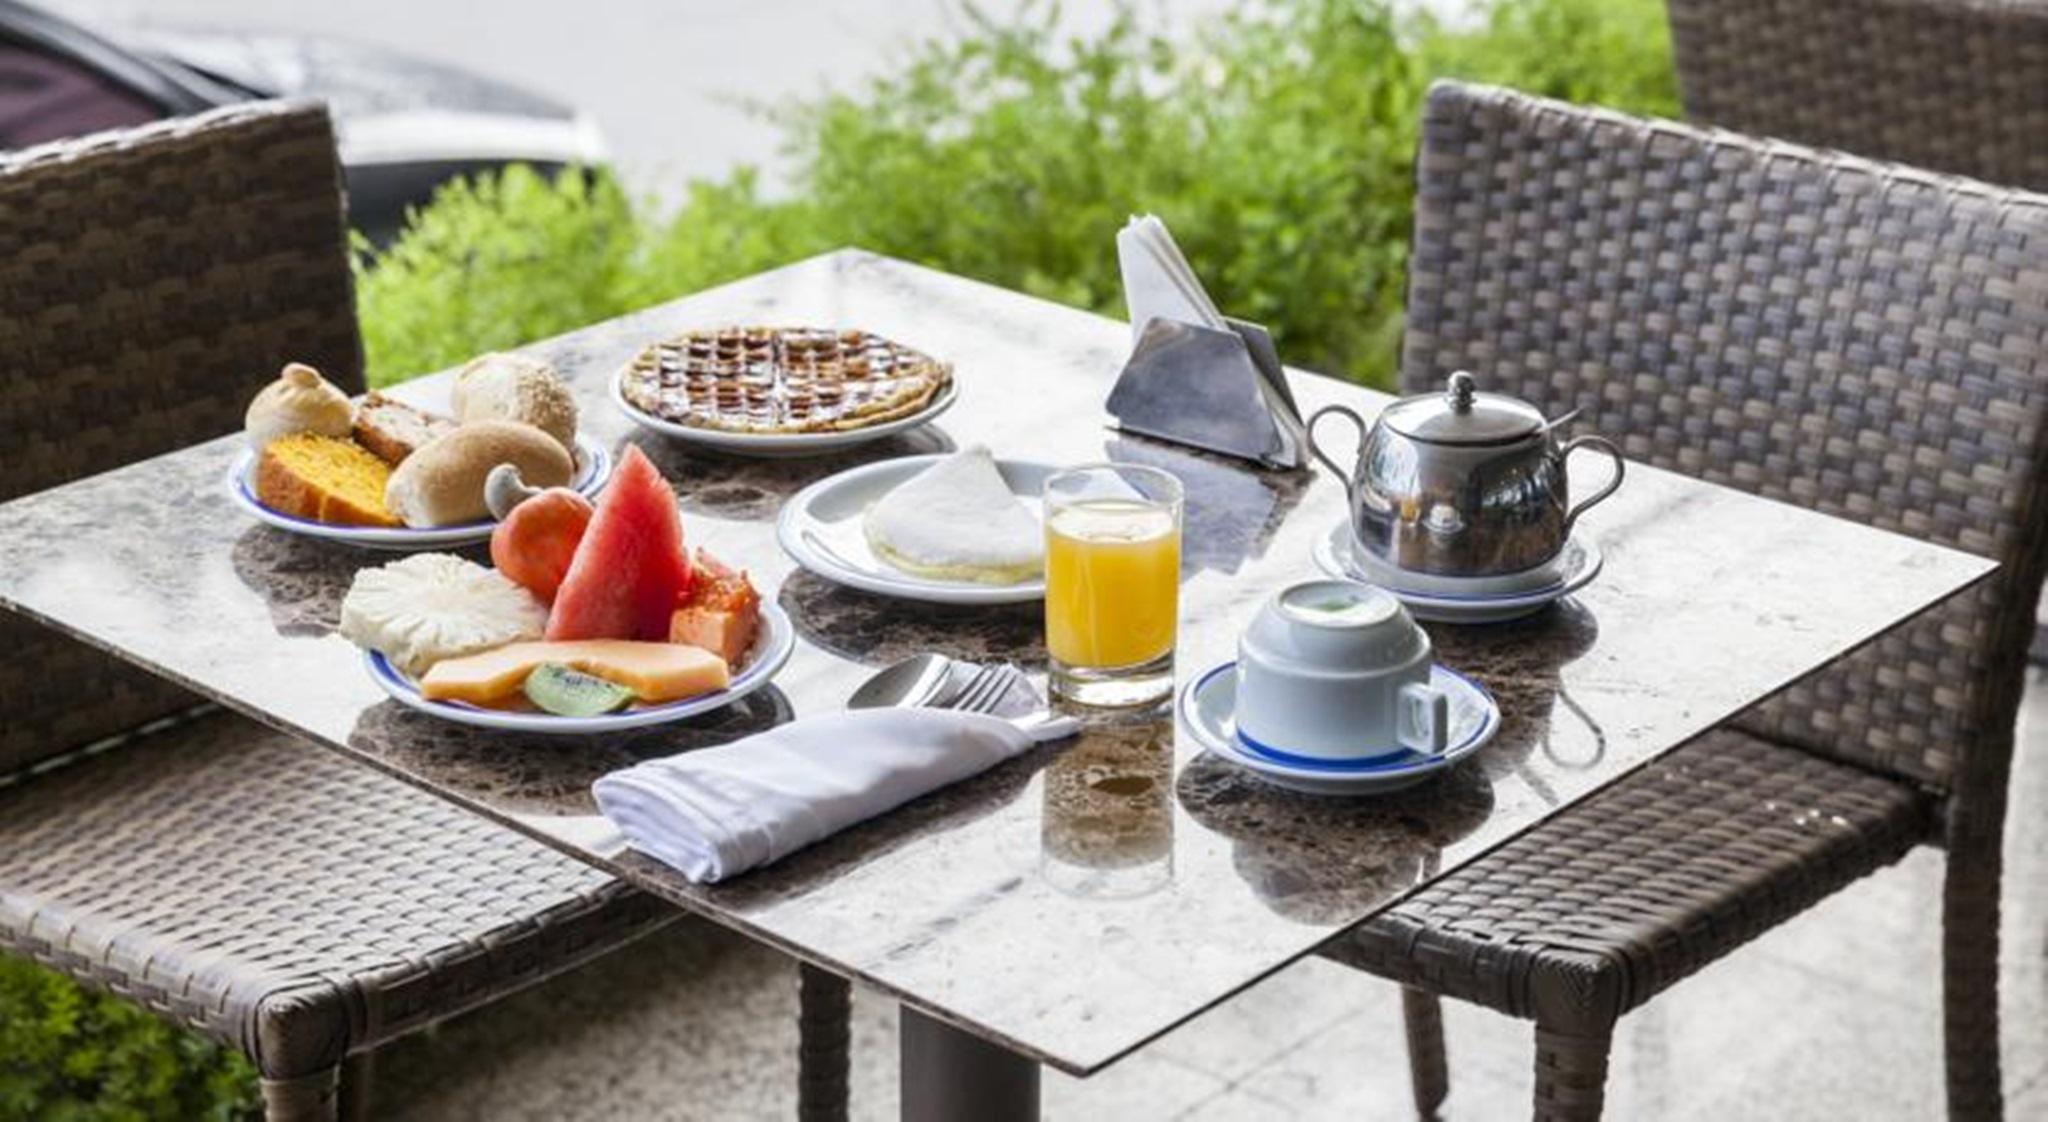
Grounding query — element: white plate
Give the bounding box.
[1312,522,1603,624]
[610,374,958,458]
[777,454,1053,605]
[1179,660,1499,795]
[364,601,795,734]
[228,433,613,551]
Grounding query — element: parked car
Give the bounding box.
[0,0,604,241]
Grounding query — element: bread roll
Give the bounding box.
[452,352,579,455]
[245,362,353,449]
[385,421,574,527]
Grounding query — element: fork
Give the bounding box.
[932,661,1078,741]
[941,662,1026,715]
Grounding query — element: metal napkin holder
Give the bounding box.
[1105,316,1306,469]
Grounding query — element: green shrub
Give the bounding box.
[357,0,1681,390]
[1416,0,1680,117]
[0,954,258,1121]
[355,165,647,385]
[775,0,1425,383]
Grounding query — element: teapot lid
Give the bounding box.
[1383,370,1544,445]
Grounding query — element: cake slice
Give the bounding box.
[353,392,457,465]
[863,446,1043,584]
[255,434,400,527]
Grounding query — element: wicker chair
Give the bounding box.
[1665,0,2048,191]
[0,101,680,1120]
[1320,81,2048,1121]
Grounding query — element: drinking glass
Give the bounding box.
[1043,463,1183,706]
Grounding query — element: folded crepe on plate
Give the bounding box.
[864,447,1042,584]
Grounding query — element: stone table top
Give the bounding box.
[0,250,1996,1076]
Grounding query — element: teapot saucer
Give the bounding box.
[1312,521,1603,624]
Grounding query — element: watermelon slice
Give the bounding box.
[546,445,693,641]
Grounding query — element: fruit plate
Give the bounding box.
[228,434,612,551]
[776,454,1053,605]
[609,375,957,458]
[362,601,795,734]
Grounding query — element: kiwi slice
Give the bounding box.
[525,663,635,717]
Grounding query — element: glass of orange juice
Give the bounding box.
[1044,463,1183,707]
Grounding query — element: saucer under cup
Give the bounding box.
[1179,660,1500,796]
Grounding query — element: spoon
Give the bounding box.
[847,653,957,710]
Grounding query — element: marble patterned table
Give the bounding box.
[0,250,1997,1118]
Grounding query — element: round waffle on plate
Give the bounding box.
[612,326,956,455]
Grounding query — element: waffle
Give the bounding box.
[617,327,951,436]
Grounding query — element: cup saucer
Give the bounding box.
[1178,660,1499,796]
[1312,521,1603,624]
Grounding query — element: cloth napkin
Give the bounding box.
[592,708,1078,884]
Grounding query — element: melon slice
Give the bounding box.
[547,445,693,641]
[420,640,728,705]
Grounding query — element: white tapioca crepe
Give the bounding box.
[863,446,1044,584]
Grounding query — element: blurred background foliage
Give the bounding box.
[4,0,1674,1116]
[0,955,258,1120]
[359,0,1678,389]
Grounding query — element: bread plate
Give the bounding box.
[776,454,1052,605]
[609,375,957,458]
[363,601,795,734]
[228,434,612,550]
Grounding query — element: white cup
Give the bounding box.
[1234,580,1449,761]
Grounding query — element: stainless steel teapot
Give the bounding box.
[1307,371,1625,577]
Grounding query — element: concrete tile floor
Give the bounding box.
[382,669,2048,1121]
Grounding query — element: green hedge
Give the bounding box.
[3,1,1676,1116]
[0,955,258,1120]
[359,0,1678,389]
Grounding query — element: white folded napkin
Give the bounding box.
[1118,214,1227,341]
[592,708,1078,883]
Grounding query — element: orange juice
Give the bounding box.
[1044,500,1180,668]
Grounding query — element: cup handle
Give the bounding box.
[1397,681,1449,755]
[1305,404,1367,502]
[1559,434,1625,538]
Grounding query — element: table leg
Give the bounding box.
[799,964,851,1122]
[899,1006,1040,1122]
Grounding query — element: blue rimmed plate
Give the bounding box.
[1312,521,1602,624]
[228,434,612,551]
[1178,660,1499,795]
[363,601,794,734]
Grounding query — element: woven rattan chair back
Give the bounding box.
[1666,0,2048,192]
[1398,82,2048,801]
[0,101,361,773]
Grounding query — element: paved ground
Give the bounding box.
[361,671,2048,1120]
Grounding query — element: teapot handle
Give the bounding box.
[1560,434,1626,537]
[1305,404,1367,500]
